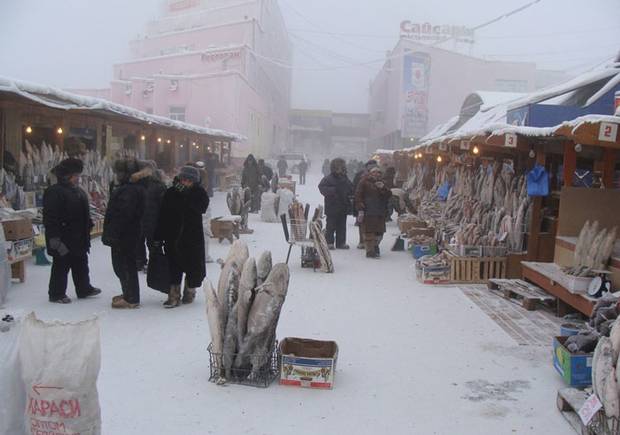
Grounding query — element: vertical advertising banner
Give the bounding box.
[402,52,431,138]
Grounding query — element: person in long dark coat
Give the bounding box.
[318,158,353,249]
[241,154,261,212]
[277,156,288,177]
[258,158,273,192]
[355,167,392,259]
[43,158,101,304]
[352,159,379,249]
[103,159,146,309]
[155,166,209,308]
[298,158,308,185]
[132,160,166,271]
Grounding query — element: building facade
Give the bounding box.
[368,38,568,151]
[289,109,370,160]
[75,0,291,158]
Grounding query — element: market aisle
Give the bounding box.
[2,169,571,435]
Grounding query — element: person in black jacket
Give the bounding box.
[154,166,209,308]
[298,158,308,185]
[318,158,353,250]
[102,159,146,309]
[43,158,101,304]
[132,160,166,271]
[241,154,261,212]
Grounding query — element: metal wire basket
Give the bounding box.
[207,341,281,388]
[589,412,620,435]
[289,218,308,243]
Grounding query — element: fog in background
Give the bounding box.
[0,0,619,113]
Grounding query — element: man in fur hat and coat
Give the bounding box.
[43,158,101,303]
[103,159,146,309]
[318,158,353,250]
[155,166,209,308]
[355,166,392,259]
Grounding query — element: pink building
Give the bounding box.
[77,0,292,158]
[369,38,568,150]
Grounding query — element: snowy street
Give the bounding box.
[3,170,571,435]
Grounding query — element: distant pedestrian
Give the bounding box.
[277,156,288,178]
[322,158,330,177]
[318,158,353,250]
[355,167,391,259]
[103,159,146,309]
[43,158,101,304]
[352,159,379,249]
[242,154,261,212]
[298,158,308,185]
[155,166,209,308]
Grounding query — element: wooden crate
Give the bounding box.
[448,253,507,283]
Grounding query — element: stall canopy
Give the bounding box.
[0,76,245,142]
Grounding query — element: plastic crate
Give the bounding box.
[208,341,280,388]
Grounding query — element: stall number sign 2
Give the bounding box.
[505,133,517,148]
[599,122,618,142]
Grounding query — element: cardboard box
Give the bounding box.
[2,219,34,241]
[416,263,451,285]
[280,338,338,389]
[553,336,592,387]
[7,238,33,263]
[397,217,427,234]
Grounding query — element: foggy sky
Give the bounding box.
[0,0,619,114]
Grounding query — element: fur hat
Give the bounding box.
[179,165,201,183]
[53,158,84,179]
[113,159,140,183]
[365,159,379,169]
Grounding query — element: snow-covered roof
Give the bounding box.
[507,60,620,110]
[0,75,244,141]
[420,116,459,142]
[475,91,527,110]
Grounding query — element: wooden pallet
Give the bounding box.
[488,279,555,311]
[447,253,507,283]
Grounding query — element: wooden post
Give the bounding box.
[601,147,616,189]
[562,141,576,188]
[526,146,546,261]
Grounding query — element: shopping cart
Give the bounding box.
[281,213,320,270]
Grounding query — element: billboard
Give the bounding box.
[402,52,431,138]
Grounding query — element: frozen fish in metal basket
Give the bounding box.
[205,280,225,378]
[235,264,290,379]
[593,337,613,402]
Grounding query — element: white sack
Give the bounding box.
[19,313,102,435]
[260,192,279,223]
[0,316,26,435]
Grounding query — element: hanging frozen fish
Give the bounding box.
[256,251,272,286]
[237,264,290,379]
[594,337,614,400]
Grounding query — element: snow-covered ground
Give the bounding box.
[3,171,571,435]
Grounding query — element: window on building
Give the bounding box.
[495,79,528,93]
[169,106,186,122]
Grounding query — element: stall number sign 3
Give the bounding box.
[505,133,517,148]
[578,394,602,426]
[599,122,618,142]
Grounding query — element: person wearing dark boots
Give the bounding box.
[103,159,146,309]
[355,167,391,259]
[318,158,353,250]
[155,166,209,308]
[298,158,308,185]
[43,158,101,303]
[352,159,379,250]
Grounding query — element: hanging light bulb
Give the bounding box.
[472,146,480,155]
[166,139,171,144]
[180,144,184,148]
[56,127,63,135]
[192,142,196,146]
[25,126,33,134]
[157,137,162,143]
[437,155,443,163]
[140,135,146,141]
